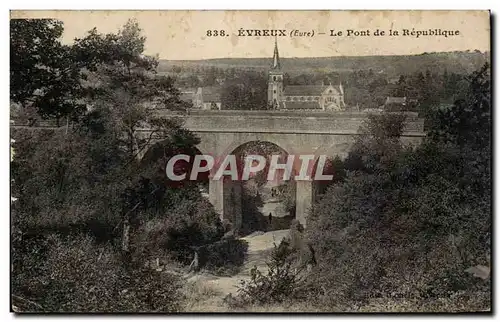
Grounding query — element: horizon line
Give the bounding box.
[159,49,490,61]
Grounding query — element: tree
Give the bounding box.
[12,19,222,299]
[10,19,87,123]
[393,75,409,97]
[73,19,191,154]
[307,65,490,308]
[220,71,267,110]
[429,63,490,149]
[68,19,205,257]
[12,20,231,312]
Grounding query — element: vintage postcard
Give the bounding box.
[10,10,491,313]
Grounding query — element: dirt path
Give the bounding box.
[182,229,290,312]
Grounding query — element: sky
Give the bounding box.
[11,10,491,60]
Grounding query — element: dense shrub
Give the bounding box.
[307,148,490,307]
[134,209,247,276]
[233,239,308,306]
[202,237,249,275]
[11,19,230,313]
[12,234,182,312]
[11,126,125,242]
[11,121,231,311]
[240,186,267,235]
[306,65,491,310]
[133,197,224,264]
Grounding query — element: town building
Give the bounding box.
[180,87,222,110]
[180,39,347,111]
[267,39,346,111]
[382,96,419,111]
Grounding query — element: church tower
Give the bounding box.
[268,38,283,109]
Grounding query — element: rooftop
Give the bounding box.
[283,85,340,96]
[282,101,322,110]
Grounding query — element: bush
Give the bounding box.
[233,239,308,306]
[202,237,249,275]
[133,197,224,265]
[306,66,490,310]
[240,186,267,235]
[307,143,490,306]
[11,128,125,242]
[12,234,183,312]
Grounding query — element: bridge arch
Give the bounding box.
[139,139,210,193]
[214,140,298,235]
[140,137,211,162]
[312,140,355,165]
[196,133,298,165]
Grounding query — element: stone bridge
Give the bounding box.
[144,110,426,228]
[11,110,425,229]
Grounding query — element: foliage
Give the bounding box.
[202,237,249,275]
[234,239,307,306]
[239,185,266,235]
[11,17,211,240]
[220,71,268,110]
[428,63,491,149]
[313,156,346,198]
[134,204,247,275]
[10,19,87,121]
[11,123,125,241]
[11,19,225,312]
[133,196,224,264]
[275,181,296,214]
[12,234,182,312]
[306,64,491,309]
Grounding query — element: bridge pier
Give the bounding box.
[209,179,224,219]
[295,180,312,228]
[223,180,242,230]
[209,179,242,230]
[210,178,312,230]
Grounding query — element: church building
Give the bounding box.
[267,39,346,111]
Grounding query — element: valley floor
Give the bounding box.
[182,229,292,312]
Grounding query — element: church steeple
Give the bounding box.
[272,36,281,70]
[268,38,283,109]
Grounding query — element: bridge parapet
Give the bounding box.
[154,109,425,137]
[11,110,425,137]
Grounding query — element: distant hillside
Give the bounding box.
[159,51,490,77]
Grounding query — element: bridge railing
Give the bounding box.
[11,109,424,134]
[154,108,421,119]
